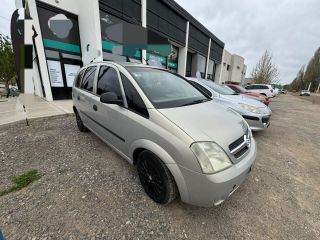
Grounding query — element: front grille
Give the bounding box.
[262,116,270,124]
[234,146,249,158]
[242,115,259,121]
[229,135,245,152]
[228,129,250,159]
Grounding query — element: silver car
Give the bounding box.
[72,62,257,207]
[188,78,272,131]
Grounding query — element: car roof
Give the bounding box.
[84,61,164,69]
[250,84,271,86]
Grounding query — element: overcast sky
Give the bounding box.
[175,0,320,84]
[1,0,320,84]
[0,0,15,38]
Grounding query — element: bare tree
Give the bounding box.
[251,50,279,84]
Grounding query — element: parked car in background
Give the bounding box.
[300,90,311,96]
[227,84,270,106]
[188,78,272,131]
[73,62,257,207]
[279,89,287,94]
[245,84,275,98]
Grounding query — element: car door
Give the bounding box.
[75,66,98,129]
[89,64,129,154]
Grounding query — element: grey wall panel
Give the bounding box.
[188,24,209,56]
[99,0,141,23]
[147,0,187,45]
[210,42,223,64]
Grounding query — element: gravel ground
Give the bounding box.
[0,95,319,240]
[292,93,320,104]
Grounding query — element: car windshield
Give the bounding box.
[126,67,210,109]
[199,79,236,95]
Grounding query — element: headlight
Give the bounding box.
[190,142,232,174]
[239,103,262,114]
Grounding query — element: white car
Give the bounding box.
[245,84,275,98]
[188,78,272,131]
[300,90,311,96]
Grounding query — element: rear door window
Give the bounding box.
[80,66,96,92]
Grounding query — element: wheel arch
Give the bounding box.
[130,139,190,203]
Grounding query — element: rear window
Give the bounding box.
[189,81,212,97]
[75,69,85,88]
[80,66,96,92]
[255,85,269,90]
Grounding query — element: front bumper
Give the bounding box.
[243,114,271,131]
[172,139,257,207]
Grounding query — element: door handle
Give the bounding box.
[77,96,80,101]
[93,104,98,111]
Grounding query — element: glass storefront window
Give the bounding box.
[100,11,142,61]
[168,45,179,73]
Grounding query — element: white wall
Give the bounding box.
[24,19,34,94]
[215,49,246,84]
[23,0,103,101]
[229,54,245,83]
[38,0,79,14]
[177,21,189,77]
[215,49,232,83]
[78,0,103,64]
[26,0,53,100]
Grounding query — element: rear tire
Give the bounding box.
[137,150,177,204]
[75,111,88,132]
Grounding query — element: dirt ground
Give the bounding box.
[0,95,319,240]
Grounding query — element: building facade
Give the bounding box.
[15,0,225,101]
[215,49,246,85]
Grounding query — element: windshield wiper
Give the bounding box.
[182,99,211,106]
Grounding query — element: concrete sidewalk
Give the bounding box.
[0,94,73,126]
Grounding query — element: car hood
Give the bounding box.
[220,94,271,115]
[158,101,248,149]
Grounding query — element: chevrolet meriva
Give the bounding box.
[72,62,257,207]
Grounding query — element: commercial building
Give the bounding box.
[215,49,247,85]
[13,0,225,101]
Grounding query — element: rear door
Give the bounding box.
[90,64,129,154]
[75,66,97,129]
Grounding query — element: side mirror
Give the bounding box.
[100,92,123,106]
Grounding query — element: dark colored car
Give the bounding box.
[227,84,270,106]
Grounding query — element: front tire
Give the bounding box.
[75,110,88,132]
[137,150,177,204]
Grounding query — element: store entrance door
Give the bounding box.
[48,53,82,100]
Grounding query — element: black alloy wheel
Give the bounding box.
[137,150,177,204]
